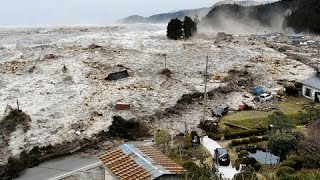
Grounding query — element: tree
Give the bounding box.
[167,18,183,40]
[299,119,320,166]
[183,16,197,39]
[268,111,294,132]
[268,132,302,161]
[155,129,171,153]
[298,103,320,125]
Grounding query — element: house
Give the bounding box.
[106,70,129,80]
[99,144,184,180]
[288,34,307,45]
[301,74,320,103]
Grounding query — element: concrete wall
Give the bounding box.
[302,85,320,102]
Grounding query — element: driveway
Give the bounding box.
[202,136,238,180]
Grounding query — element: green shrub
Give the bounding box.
[238,150,249,158]
[261,135,269,141]
[234,172,258,180]
[241,139,250,144]
[254,163,262,171]
[249,136,260,143]
[208,133,222,140]
[279,174,299,180]
[231,140,240,146]
[276,166,295,177]
[280,160,297,170]
[287,156,303,170]
[243,157,257,166]
[183,161,199,172]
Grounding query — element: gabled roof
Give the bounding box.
[301,75,320,90]
[99,144,184,180]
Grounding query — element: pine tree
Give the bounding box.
[183,16,197,39]
[167,18,183,40]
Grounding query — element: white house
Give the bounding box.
[301,74,320,103]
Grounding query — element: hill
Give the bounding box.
[118,0,273,24]
[284,0,320,33]
[202,0,299,33]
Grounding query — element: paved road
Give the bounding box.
[15,154,101,180]
[202,136,239,180]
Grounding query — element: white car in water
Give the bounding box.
[259,93,273,102]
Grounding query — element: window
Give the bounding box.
[305,87,312,97]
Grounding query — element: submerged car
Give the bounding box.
[214,148,230,166]
[213,105,229,117]
[259,93,273,102]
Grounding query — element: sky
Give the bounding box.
[0,0,268,26]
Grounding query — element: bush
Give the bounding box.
[276,166,295,177]
[241,139,250,144]
[231,140,241,146]
[234,172,258,180]
[280,160,297,170]
[279,174,299,180]
[208,133,222,140]
[261,135,269,141]
[183,161,199,172]
[287,156,304,170]
[243,157,258,167]
[254,163,262,171]
[249,136,260,143]
[238,150,249,158]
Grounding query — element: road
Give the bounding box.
[202,136,239,180]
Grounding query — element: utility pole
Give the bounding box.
[203,56,209,122]
[164,54,167,69]
[17,100,19,111]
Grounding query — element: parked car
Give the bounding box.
[259,93,273,102]
[214,148,230,166]
[213,105,229,117]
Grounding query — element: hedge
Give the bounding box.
[224,129,267,140]
[280,160,297,170]
[230,136,268,147]
[249,136,260,143]
[207,133,222,140]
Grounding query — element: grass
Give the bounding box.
[221,97,310,129]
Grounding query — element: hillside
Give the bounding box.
[284,0,320,33]
[202,0,299,33]
[118,0,273,24]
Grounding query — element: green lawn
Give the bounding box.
[221,97,310,129]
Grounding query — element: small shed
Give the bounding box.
[253,86,265,96]
[106,70,129,80]
[115,102,131,110]
[301,74,320,103]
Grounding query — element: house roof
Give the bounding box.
[301,75,320,90]
[99,144,184,180]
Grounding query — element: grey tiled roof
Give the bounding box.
[301,75,320,90]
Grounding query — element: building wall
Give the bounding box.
[302,85,320,101]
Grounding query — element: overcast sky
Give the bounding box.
[0,0,268,26]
